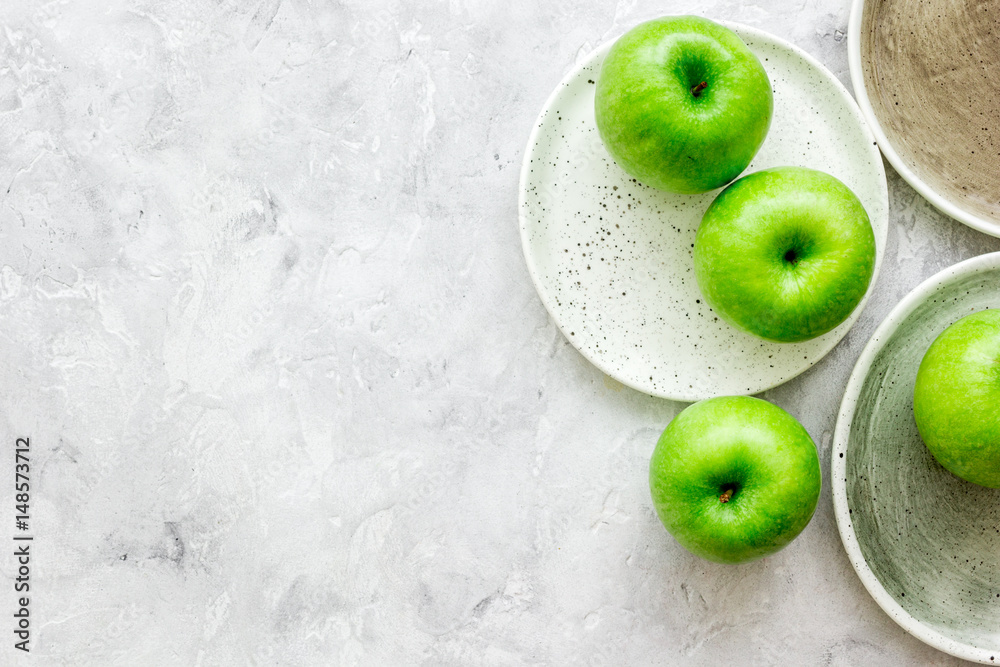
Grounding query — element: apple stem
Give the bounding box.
[719,488,733,503]
[691,81,708,97]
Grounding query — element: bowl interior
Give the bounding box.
[857,0,1000,230]
[844,263,1000,658]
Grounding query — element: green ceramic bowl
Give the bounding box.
[834,253,1000,664]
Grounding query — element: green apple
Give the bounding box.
[649,396,821,564]
[914,310,1000,488]
[594,16,772,194]
[694,166,876,343]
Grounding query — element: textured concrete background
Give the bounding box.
[0,0,995,664]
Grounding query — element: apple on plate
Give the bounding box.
[594,15,773,194]
[649,395,821,564]
[914,309,1000,488]
[694,166,876,343]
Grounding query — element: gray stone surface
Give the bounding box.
[0,0,994,664]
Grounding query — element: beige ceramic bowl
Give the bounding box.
[849,0,1000,236]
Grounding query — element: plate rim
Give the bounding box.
[848,0,1000,238]
[518,20,888,401]
[832,251,1000,664]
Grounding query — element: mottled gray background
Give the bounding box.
[0,0,994,665]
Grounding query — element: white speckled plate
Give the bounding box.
[518,23,887,401]
[834,252,1000,665]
